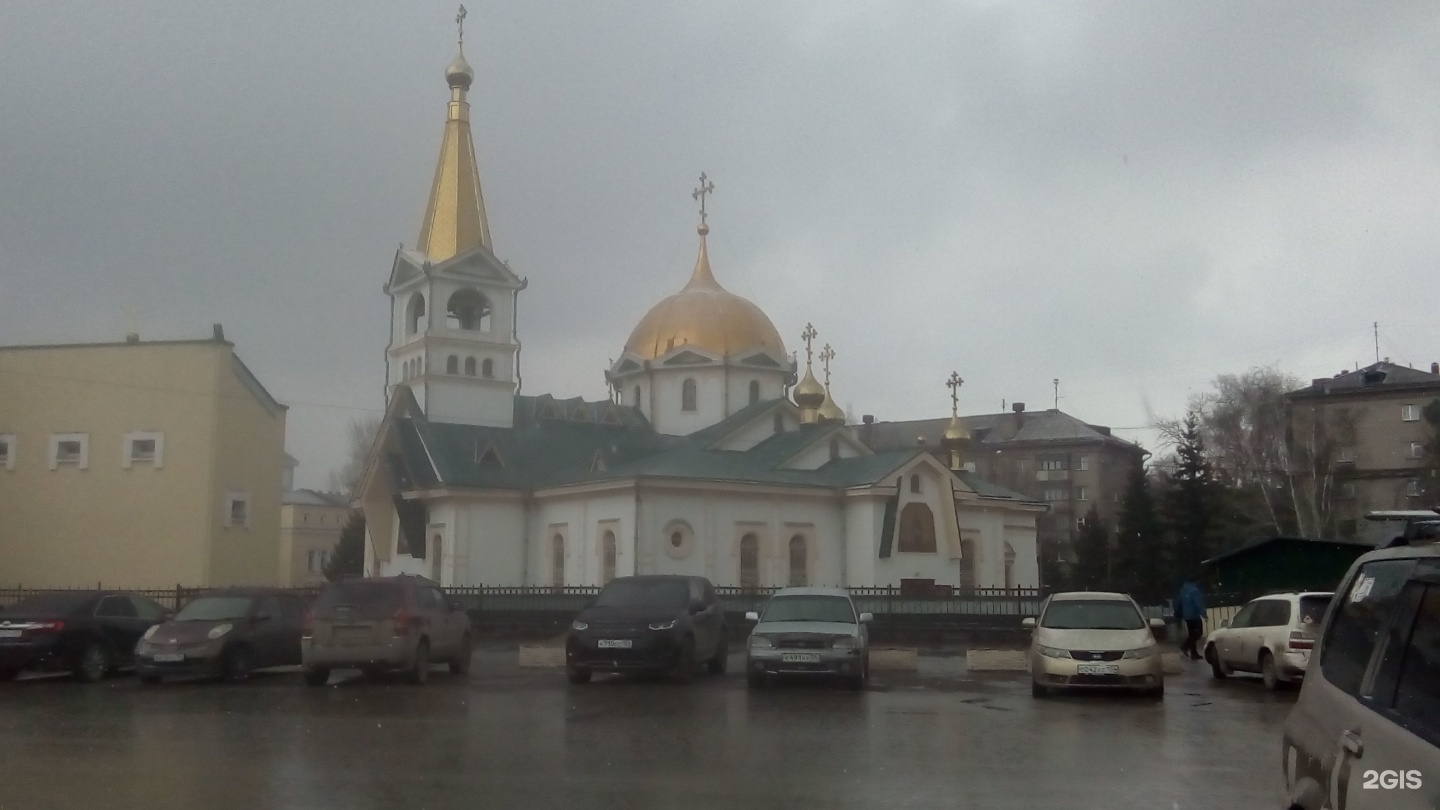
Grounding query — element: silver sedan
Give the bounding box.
[744,587,872,690]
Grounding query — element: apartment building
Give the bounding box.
[1286,361,1440,537]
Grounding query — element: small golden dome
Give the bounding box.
[818,388,845,423]
[943,414,970,442]
[446,52,474,90]
[793,367,826,409]
[624,233,786,361]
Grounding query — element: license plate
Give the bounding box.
[597,639,632,649]
[0,630,21,639]
[152,653,184,663]
[335,627,371,645]
[1076,663,1119,675]
[781,653,821,663]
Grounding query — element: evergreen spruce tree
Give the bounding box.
[1162,411,1223,583]
[1113,459,1167,603]
[1071,506,1111,591]
[324,510,366,581]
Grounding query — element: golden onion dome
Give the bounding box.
[942,414,971,442]
[624,232,786,361]
[818,388,845,423]
[446,52,475,90]
[793,367,826,409]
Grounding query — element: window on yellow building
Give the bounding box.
[49,433,88,469]
[0,434,13,471]
[225,492,250,528]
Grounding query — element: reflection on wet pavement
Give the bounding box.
[0,650,1293,809]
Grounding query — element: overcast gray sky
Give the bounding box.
[3,2,1437,490]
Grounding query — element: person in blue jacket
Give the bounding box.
[1174,577,1207,660]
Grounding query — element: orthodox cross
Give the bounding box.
[801,323,818,367]
[456,5,467,51]
[947,371,964,417]
[692,172,715,229]
[820,344,836,387]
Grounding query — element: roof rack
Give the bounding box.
[1383,517,1440,549]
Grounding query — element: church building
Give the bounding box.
[355,37,1044,592]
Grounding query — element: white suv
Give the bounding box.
[1203,591,1332,690]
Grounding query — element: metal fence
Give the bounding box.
[0,584,1045,618]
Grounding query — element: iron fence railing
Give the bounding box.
[0,584,1047,617]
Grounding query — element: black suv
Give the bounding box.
[565,575,727,684]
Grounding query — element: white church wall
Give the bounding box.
[843,496,883,587]
[1004,521,1040,589]
[533,492,634,586]
[724,371,787,418]
[785,431,866,470]
[715,405,786,451]
[648,367,728,436]
[424,377,516,427]
[874,463,967,588]
[452,499,525,586]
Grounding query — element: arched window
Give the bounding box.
[829,438,841,461]
[482,358,494,378]
[407,294,426,335]
[446,355,459,375]
[788,535,807,587]
[551,534,565,587]
[602,531,617,584]
[910,474,921,494]
[739,533,760,589]
[463,357,476,376]
[1004,542,1017,592]
[446,288,492,331]
[633,385,641,407]
[749,380,761,405]
[681,378,697,412]
[959,538,978,591]
[773,413,784,434]
[897,503,937,553]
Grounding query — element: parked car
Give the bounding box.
[301,575,472,686]
[134,589,309,683]
[0,591,171,682]
[1281,531,1440,810]
[565,575,727,684]
[1202,591,1332,690]
[1024,591,1167,698]
[744,586,871,690]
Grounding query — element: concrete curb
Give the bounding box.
[870,648,918,672]
[518,645,566,668]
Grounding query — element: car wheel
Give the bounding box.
[1147,681,1165,699]
[567,666,592,685]
[1031,680,1050,698]
[407,641,431,685]
[138,673,162,685]
[449,635,472,676]
[222,646,254,684]
[302,667,331,687]
[74,643,109,683]
[847,657,868,691]
[707,635,729,675]
[746,671,767,689]
[1205,645,1228,679]
[671,637,696,685]
[1260,651,1282,691]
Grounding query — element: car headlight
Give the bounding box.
[1037,645,1071,659]
[207,624,233,640]
[648,620,677,631]
[142,626,160,641]
[1121,646,1158,659]
[570,621,588,631]
[831,637,856,650]
[749,635,773,648]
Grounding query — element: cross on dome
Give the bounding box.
[692,172,715,234]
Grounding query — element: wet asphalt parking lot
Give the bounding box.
[0,647,1295,810]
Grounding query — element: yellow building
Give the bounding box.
[0,328,287,588]
[279,488,351,586]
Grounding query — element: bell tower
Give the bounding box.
[384,6,526,427]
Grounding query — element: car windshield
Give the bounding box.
[5,592,95,616]
[761,596,856,624]
[592,580,690,609]
[1041,600,1145,630]
[174,596,253,621]
[314,582,400,611]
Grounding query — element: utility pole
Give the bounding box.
[1053,378,1060,410]
[1374,322,1380,364]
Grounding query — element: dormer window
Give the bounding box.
[749,380,760,405]
[681,379,697,412]
[829,438,840,461]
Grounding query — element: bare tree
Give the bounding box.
[328,414,383,498]
[1286,403,1359,538]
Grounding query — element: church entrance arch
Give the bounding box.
[601,531,617,584]
[551,534,565,588]
[787,535,807,587]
